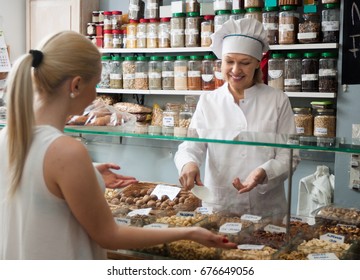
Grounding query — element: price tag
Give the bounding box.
[195,207,213,215]
[307,253,339,260]
[238,244,265,250]
[219,223,242,234]
[177,211,195,217]
[241,214,262,222]
[114,217,131,226]
[150,184,181,201]
[127,208,152,217]
[290,215,315,225]
[320,233,345,244]
[144,223,169,229]
[264,224,286,233]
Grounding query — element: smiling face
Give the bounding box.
[221,53,260,95]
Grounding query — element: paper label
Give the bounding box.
[264,224,286,233]
[238,244,265,250]
[219,222,242,234]
[195,207,213,214]
[127,208,152,217]
[114,217,131,226]
[307,253,339,260]
[320,233,345,243]
[241,214,262,222]
[144,223,169,229]
[177,211,196,217]
[150,184,181,201]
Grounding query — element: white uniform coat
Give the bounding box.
[175,83,298,217]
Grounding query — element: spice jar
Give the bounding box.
[111,11,122,30]
[103,30,113,49]
[126,19,139,48]
[268,52,285,91]
[201,15,214,47]
[301,52,319,92]
[298,12,320,44]
[162,103,181,136]
[112,29,122,48]
[162,56,175,90]
[188,55,202,90]
[213,0,232,12]
[319,52,337,93]
[244,7,262,22]
[171,13,186,48]
[185,12,201,48]
[135,56,149,90]
[137,18,148,48]
[214,59,225,89]
[230,9,246,21]
[215,10,231,32]
[293,107,313,136]
[186,0,200,13]
[92,11,100,24]
[284,52,302,92]
[279,5,299,45]
[174,56,188,90]
[262,6,279,45]
[244,0,264,9]
[147,18,159,48]
[202,54,216,91]
[144,0,159,19]
[122,56,136,89]
[158,17,171,48]
[87,23,96,36]
[321,3,340,43]
[98,11,105,23]
[99,55,112,88]
[110,55,123,89]
[148,56,162,90]
[313,108,336,138]
[103,11,113,30]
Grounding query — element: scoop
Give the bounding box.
[191,185,216,203]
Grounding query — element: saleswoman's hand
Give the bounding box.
[179,162,203,191]
[232,168,267,194]
[95,163,138,189]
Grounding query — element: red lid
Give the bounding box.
[112,29,121,34]
[121,29,127,34]
[112,10,122,15]
[103,11,112,15]
[139,18,149,23]
[129,19,139,23]
[160,17,171,22]
[149,18,159,23]
[204,15,215,20]
[104,29,112,34]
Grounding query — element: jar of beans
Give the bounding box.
[298,12,321,44]
[279,5,299,45]
[293,107,313,136]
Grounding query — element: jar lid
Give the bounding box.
[204,54,217,60]
[324,3,340,9]
[176,55,188,60]
[112,11,122,15]
[104,30,112,34]
[204,15,215,20]
[136,56,149,61]
[187,12,200,17]
[139,18,149,23]
[311,100,334,109]
[231,9,246,14]
[287,52,301,59]
[112,55,122,61]
[189,55,202,60]
[112,29,121,34]
[103,11,112,15]
[150,56,163,61]
[92,11,100,15]
[101,55,112,60]
[129,19,139,23]
[215,10,231,15]
[321,52,338,58]
[163,55,176,61]
[124,56,137,61]
[293,107,312,114]
[149,18,159,23]
[303,52,319,58]
[246,7,262,12]
[160,17,171,22]
[271,53,285,59]
[315,108,335,114]
[172,13,186,18]
[263,6,279,12]
[280,5,297,11]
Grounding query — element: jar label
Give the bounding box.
[148,3,158,9]
[319,69,336,76]
[268,70,283,79]
[110,74,122,79]
[149,72,161,79]
[322,21,340,31]
[315,127,328,135]
[158,32,170,39]
[163,116,175,127]
[298,32,318,39]
[174,72,187,78]
[284,79,301,86]
[123,74,135,80]
[296,127,305,134]
[188,71,201,77]
[171,29,185,35]
[129,4,140,11]
[162,71,174,77]
[279,23,294,32]
[214,71,223,79]
[201,31,213,37]
[137,32,146,39]
[185,29,199,35]
[202,74,214,82]
[135,72,148,79]
[263,23,278,31]
[301,74,319,81]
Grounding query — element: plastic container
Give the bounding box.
[279,5,299,45]
[301,52,319,92]
[148,56,162,90]
[262,6,279,45]
[162,56,175,90]
[126,19,139,48]
[103,11,112,30]
[284,52,302,92]
[136,18,148,48]
[215,10,231,32]
[111,10,122,30]
[185,12,201,47]
[144,0,159,19]
[313,108,336,137]
[103,30,113,49]
[135,56,149,90]
[112,29,122,48]
[319,52,338,93]
[174,56,188,90]
[244,7,262,22]
[230,9,246,21]
[293,107,313,136]
[158,17,171,48]
[214,59,225,89]
[268,53,285,91]
[122,56,136,89]
[171,13,186,48]
[201,15,214,47]
[188,55,202,90]
[321,3,340,43]
[109,55,123,89]
[99,55,112,88]
[298,12,321,44]
[202,54,216,91]
[147,18,159,48]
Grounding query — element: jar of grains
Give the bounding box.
[122,56,136,89]
[244,0,264,9]
[112,29,122,48]
[298,12,321,44]
[109,55,123,89]
[103,11,112,30]
[214,10,231,32]
[213,0,232,12]
[244,7,262,22]
[202,54,217,91]
[293,107,313,136]
[185,12,201,47]
[230,9,246,21]
[126,19,139,48]
[313,108,336,138]
[171,13,186,47]
[148,56,162,90]
[214,59,225,89]
[174,56,188,90]
[144,0,159,19]
[284,52,302,92]
[147,18,159,48]
[111,11,122,30]
[321,3,340,43]
[201,15,214,47]
[158,17,171,48]
[186,0,200,13]
[188,55,202,90]
[279,5,299,45]
[135,56,149,90]
[319,52,337,93]
[262,6,279,45]
[137,18,148,48]
[162,56,175,90]
[268,52,285,91]
[99,55,112,88]
[301,52,319,92]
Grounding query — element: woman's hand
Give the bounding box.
[95,163,138,189]
[232,168,267,194]
[189,227,237,249]
[179,162,203,191]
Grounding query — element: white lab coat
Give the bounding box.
[175,83,299,217]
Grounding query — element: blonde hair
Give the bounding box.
[5,31,101,196]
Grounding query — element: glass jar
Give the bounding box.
[110,55,123,89]
[111,11,122,30]
[284,52,302,92]
[279,5,299,45]
[99,55,112,88]
[103,11,112,30]
[158,17,171,48]
[185,12,201,48]
[98,11,105,24]
[162,56,175,90]
[244,7,262,22]
[293,107,313,136]
[301,52,319,92]
[213,0,232,12]
[129,0,143,20]
[112,29,122,48]
[186,0,200,13]
[201,15,214,47]
[214,59,225,89]
[244,0,264,9]
[319,52,338,93]
[298,12,320,44]
[268,53,285,91]
[188,55,202,90]
[171,13,186,48]
[215,10,231,32]
[230,9,246,21]
[313,108,336,137]
[147,18,159,48]
[122,56,136,89]
[87,23,96,36]
[162,103,181,136]
[174,56,188,90]
[103,30,113,49]
[202,54,216,91]
[92,11,100,24]
[145,0,159,19]
[137,18,148,48]
[321,3,340,43]
[126,19,139,48]
[135,56,149,90]
[262,6,279,45]
[148,56,162,90]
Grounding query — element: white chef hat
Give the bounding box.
[211,18,269,61]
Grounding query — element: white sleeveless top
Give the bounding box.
[0,125,106,259]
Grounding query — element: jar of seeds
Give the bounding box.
[148,56,162,90]
[293,107,313,136]
[122,56,136,89]
[135,56,149,90]
[162,56,175,90]
[313,108,336,137]
[171,13,186,47]
[109,55,123,89]
[284,52,302,92]
[319,52,337,93]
